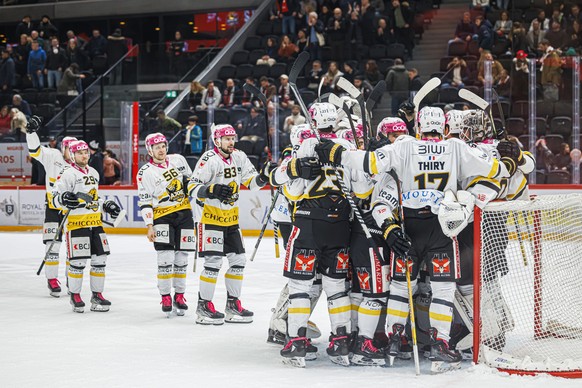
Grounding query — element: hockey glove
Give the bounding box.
[494,126,506,140]
[382,220,412,258]
[26,115,42,134]
[205,184,234,202]
[314,139,345,165]
[103,200,121,218]
[61,191,80,209]
[368,134,391,152]
[286,157,322,180]
[259,161,278,184]
[497,140,523,164]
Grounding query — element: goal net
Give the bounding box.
[474,194,582,377]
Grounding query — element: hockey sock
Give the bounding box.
[68,259,86,294]
[349,292,363,333]
[387,280,414,333]
[172,251,188,294]
[44,241,61,279]
[430,281,456,342]
[199,267,219,301]
[225,266,244,298]
[323,276,351,334]
[288,278,313,337]
[157,250,175,295]
[358,297,386,339]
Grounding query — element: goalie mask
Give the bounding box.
[460,110,492,143]
[211,124,238,148]
[417,106,445,136]
[309,102,337,131]
[445,110,466,137]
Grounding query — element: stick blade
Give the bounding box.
[328,93,343,108]
[243,83,266,107]
[366,80,386,111]
[458,88,488,110]
[289,51,310,83]
[112,209,127,228]
[337,77,361,99]
[413,77,441,109]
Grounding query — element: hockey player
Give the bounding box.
[26,115,77,296]
[52,140,121,313]
[270,102,373,367]
[315,106,514,365]
[444,110,467,139]
[188,124,274,325]
[137,132,194,316]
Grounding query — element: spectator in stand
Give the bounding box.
[530,10,550,31]
[408,68,423,92]
[265,37,279,61]
[0,49,15,93]
[296,29,308,52]
[364,59,382,86]
[219,78,239,109]
[354,75,373,100]
[475,15,494,51]
[297,0,317,30]
[10,108,27,136]
[86,29,108,60]
[327,8,348,61]
[66,30,87,50]
[554,143,572,171]
[278,35,300,61]
[494,11,513,39]
[539,39,562,93]
[241,76,259,108]
[342,61,357,84]
[38,15,58,44]
[510,22,528,54]
[200,80,221,110]
[237,106,266,143]
[527,19,546,53]
[385,58,409,115]
[360,0,377,46]
[277,0,299,38]
[15,15,33,41]
[169,30,187,78]
[44,37,67,90]
[30,31,46,53]
[545,21,569,50]
[66,38,88,70]
[184,115,203,156]
[107,29,128,85]
[568,20,582,50]
[283,104,306,133]
[188,80,205,110]
[443,57,470,89]
[511,50,529,101]
[26,40,46,89]
[0,105,11,137]
[323,60,344,91]
[390,0,415,59]
[375,17,392,45]
[256,53,276,66]
[346,7,363,61]
[495,69,511,97]
[535,138,556,173]
[156,109,182,153]
[12,94,32,117]
[471,0,490,17]
[477,51,504,85]
[307,59,324,90]
[14,34,30,79]
[568,5,582,28]
[306,11,324,60]
[550,6,566,29]
[103,149,122,185]
[87,140,105,184]
[58,63,86,95]
[266,102,276,130]
[319,5,333,27]
[453,12,477,43]
[277,74,293,109]
[259,76,277,104]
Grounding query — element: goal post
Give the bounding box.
[473,195,582,378]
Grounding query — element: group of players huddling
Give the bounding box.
[27,89,533,370]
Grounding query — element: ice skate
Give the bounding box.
[428,328,462,373]
[173,293,188,316]
[267,328,286,345]
[386,324,412,365]
[196,299,225,325]
[305,339,318,361]
[47,278,61,298]
[161,294,172,318]
[70,293,85,313]
[225,296,253,323]
[351,336,386,366]
[326,326,350,366]
[281,327,308,368]
[90,292,111,312]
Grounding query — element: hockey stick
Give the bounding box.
[328,93,360,147]
[365,80,386,139]
[317,76,326,102]
[337,77,369,147]
[491,89,507,130]
[243,83,280,258]
[36,210,69,276]
[249,190,281,262]
[288,53,382,261]
[388,170,421,375]
[413,77,441,134]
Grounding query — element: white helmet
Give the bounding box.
[211,124,237,147]
[309,102,337,130]
[417,106,445,135]
[460,110,492,143]
[445,110,466,136]
[377,117,408,137]
[145,132,168,156]
[290,124,312,147]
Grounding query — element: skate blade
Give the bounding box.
[351,354,386,367]
[225,314,253,324]
[387,355,396,367]
[49,292,60,298]
[329,355,350,367]
[431,361,461,374]
[174,308,186,317]
[267,336,285,345]
[196,316,224,325]
[90,304,110,312]
[305,351,318,361]
[72,306,84,313]
[282,356,306,368]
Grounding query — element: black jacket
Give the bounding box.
[0,57,15,89]
[45,47,68,71]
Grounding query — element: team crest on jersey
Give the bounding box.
[224,181,239,205]
[293,249,316,274]
[432,254,451,276]
[394,257,413,274]
[356,268,371,291]
[165,178,186,203]
[336,249,349,272]
[85,188,100,211]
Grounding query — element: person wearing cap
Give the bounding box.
[106,28,128,85]
[184,115,203,155]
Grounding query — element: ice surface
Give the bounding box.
[1,233,579,388]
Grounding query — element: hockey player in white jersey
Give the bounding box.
[137,132,194,316]
[315,106,512,365]
[188,124,273,325]
[52,140,121,313]
[26,115,77,296]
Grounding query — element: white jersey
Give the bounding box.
[370,172,400,228]
[51,164,102,231]
[137,154,192,226]
[188,148,262,227]
[27,132,70,209]
[342,137,510,214]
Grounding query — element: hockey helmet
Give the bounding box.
[460,110,492,143]
[377,117,408,136]
[445,110,466,136]
[68,140,89,154]
[211,124,237,148]
[145,132,168,156]
[417,106,445,135]
[290,123,313,147]
[309,102,337,130]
